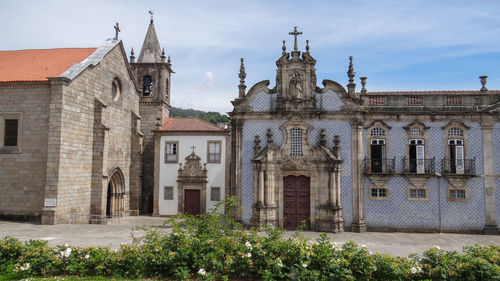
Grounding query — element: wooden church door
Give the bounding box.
[283,175,310,229]
[184,189,201,215]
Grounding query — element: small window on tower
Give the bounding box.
[143,76,153,96]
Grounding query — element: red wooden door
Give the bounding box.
[283,175,310,229]
[184,189,201,215]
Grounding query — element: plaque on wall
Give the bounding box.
[44,198,57,207]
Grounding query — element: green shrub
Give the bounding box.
[1,198,499,280]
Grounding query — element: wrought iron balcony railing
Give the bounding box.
[363,158,396,174]
[441,158,476,175]
[402,157,435,174]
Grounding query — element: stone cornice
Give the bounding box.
[0,81,50,88]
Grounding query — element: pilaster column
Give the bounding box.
[231,119,244,220]
[329,170,335,204]
[351,118,366,232]
[267,170,275,205]
[259,170,265,204]
[482,122,499,234]
[336,165,342,207]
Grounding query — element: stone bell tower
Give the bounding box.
[130,12,174,214]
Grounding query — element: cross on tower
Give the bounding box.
[191,145,196,153]
[289,26,302,52]
[114,22,120,39]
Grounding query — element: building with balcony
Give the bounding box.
[230,28,500,234]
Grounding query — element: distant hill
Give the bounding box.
[170,107,229,125]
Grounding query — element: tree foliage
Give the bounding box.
[170,107,229,125]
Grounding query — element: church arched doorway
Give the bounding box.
[106,168,125,218]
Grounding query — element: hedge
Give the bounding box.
[1,198,499,280]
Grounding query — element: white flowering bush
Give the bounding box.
[1,197,500,280]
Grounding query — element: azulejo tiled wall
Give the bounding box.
[315,90,345,111]
[249,91,277,112]
[496,178,500,227]
[308,121,353,227]
[242,121,286,223]
[365,176,485,230]
[494,124,500,227]
[364,122,485,230]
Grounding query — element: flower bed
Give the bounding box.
[1,198,499,280]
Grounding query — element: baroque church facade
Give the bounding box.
[229,28,500,233]
[0,18,170,223]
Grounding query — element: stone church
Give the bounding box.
[230,28,500,233]
[0,17,171,223]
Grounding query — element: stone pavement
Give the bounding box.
[1,216,499,257]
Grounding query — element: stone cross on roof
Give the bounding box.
[191,145,196,153]
[114,22,120,39]
[289,26,302,51]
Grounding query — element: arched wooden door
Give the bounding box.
[283,175,310,229]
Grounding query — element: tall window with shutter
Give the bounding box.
[207,141,221,163]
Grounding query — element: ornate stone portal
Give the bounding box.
[177,148,208,215]
[251,124,344,232]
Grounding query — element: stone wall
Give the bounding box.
[138,101,168,214]
[0,84,50,221]
[42,44,140,224]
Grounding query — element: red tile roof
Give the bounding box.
[160,117,227,132]
[363,90,500,95]
[0,48,97,82]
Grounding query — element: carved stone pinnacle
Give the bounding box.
[348,56,356,83]
[239,58,246,85]
[479,75,488,92]
[360,77,367,94]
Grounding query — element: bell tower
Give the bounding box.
[130,12,174,214]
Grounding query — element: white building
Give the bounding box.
[153,117,229,216]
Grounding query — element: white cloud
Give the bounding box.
[204,72,215,89]
[1,0,499,113]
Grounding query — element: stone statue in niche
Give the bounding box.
[290,71,303,99]
[189,164,196,176]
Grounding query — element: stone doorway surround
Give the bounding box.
[177,150,207,214]
[106,167,125,218]
[251,120,344,232]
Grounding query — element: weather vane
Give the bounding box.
[149,10,154,23]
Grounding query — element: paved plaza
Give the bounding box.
[1,217,499,257]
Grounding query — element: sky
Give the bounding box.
[1,0,500,113]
